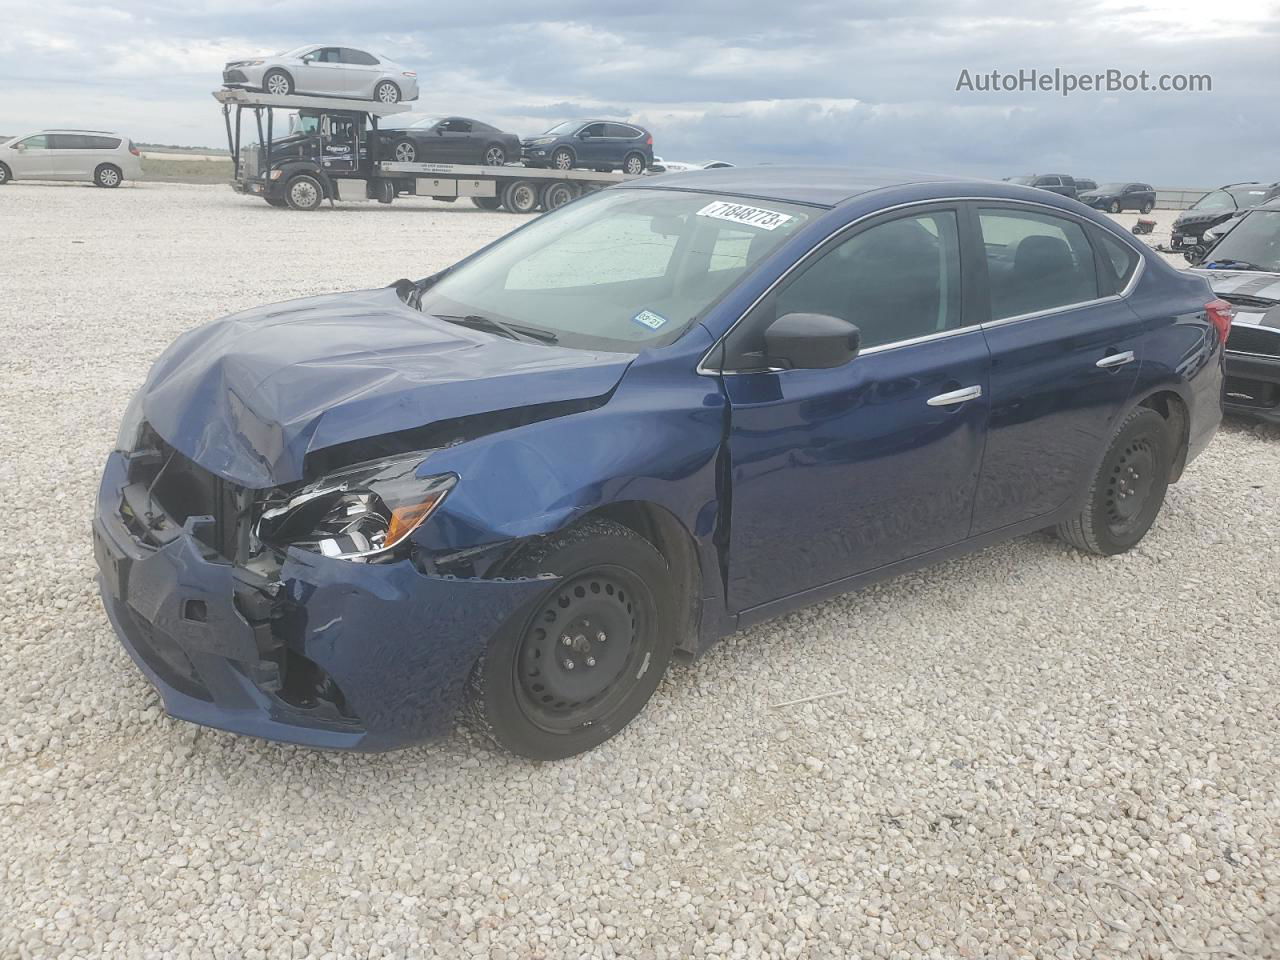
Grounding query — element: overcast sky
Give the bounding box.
[2,0,1277,184]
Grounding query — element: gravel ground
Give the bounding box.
[2,183,1278,959]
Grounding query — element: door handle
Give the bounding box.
[927,385,983,407]
[1096,350,1136,369]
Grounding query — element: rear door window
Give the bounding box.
[604,123,639,139]
[342,49,379,65]
[979,209,1100,320]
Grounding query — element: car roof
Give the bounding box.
[42,129,122,135]
[619,166,981,207]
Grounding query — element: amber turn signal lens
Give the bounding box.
[385,491,449,548]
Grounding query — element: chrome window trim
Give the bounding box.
[698,195,1147,376]
[1225,349,1280,360]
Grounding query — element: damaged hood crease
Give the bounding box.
[138,286,633,487]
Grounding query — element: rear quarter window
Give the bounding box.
[1095,231,1141,291]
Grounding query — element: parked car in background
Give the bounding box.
[95,168,1224,760]
[222,45,418,103]
[374,115,520,166]
[1078,182,1157,214]
[1188,198,1280,423]
[1171,182,1280,256]
[0,130,141,187]
[651,158,736,174]
[1006,174,1077,198]
[1074,178,1097,193]
[522,120,653,174]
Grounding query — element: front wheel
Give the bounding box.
[284,174,324,211]
[263,69,293,96]
[374,80,401,104]
[551,147,574,171]
[623,152,646,176]
[1109,200,1122,214]
[1056,406,1173,556]
[0,162,11,185]
[467,519,675,759]
[392,139,417,163]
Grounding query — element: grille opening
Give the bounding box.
[128,435,246,560]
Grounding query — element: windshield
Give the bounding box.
[1009,177,1035,185]
[543,121,578,136]
[417,189,813,352]
[1191,190,1236,212]
[1203,210,1280,272]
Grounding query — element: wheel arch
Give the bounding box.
[1137,388,1192,482]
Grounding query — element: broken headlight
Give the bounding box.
[256,456,457,561]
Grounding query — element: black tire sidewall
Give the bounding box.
[95,164,122,188]
[263,70,292,96]
[1086,408,1172,554]
[478,527,675,759]
[0,163,10,185]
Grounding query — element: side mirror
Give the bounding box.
[577,131,590,140]
[14,143,25,152]
[764,313,860,370]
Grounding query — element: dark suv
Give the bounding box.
[1077,182,1157,214]
[1008,174,1077,199]
[522,120,653,175]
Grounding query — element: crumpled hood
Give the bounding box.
[139,286,633,488]
[1173,210,1234,233]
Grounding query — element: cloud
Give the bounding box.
[0,1,1276,182]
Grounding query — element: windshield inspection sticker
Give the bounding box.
[697,200,794,231]
[632,309,669,331]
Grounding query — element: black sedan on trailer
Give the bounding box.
[1190,199,1280,423]
[373,115,521,166]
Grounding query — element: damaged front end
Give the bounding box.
[93,424,552,751]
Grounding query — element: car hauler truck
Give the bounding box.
[215,89,635,212]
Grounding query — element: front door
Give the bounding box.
[319,114,361,174]
[11,134,56,178]
[722,206,992,614]
[298,47,345,95]
[968,204,1145,533]
[575,123,607,166]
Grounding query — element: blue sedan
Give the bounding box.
[94,168,1226,759]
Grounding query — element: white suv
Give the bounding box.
[0,130,143,188]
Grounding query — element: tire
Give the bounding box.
[284,174,324,211]
[263,69,293,97]
[1056,406,1174,556]
[392,139,417,163]
[467,519,675,759]
[374,80,401,104]
[501,179,539,214]
[471,195,502,211]
[94,164,122,188]
[0,162,11,185]
[482,143,507,167]
[623,152,646,176]
[1141,200,1155,215]
[551,147,574,171]
[539,181,575,211]
[1109,200,1122,214]
[265,197,288,208]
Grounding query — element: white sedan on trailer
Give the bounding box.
[222,45,419,103]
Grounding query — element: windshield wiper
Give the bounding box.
[1205,258,1267,271]
[436,314,559,344]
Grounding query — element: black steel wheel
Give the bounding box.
[1057,406,1174,555]
[501,179,539,214]
[551,147,574,171]
[467,519,675,759]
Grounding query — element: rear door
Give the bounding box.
[45,134,84,179]
[436,118,474,162]
[722,205,992,614]
[968,203,1145,533]
[339,48,381,98]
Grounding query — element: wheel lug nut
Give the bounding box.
[596,631,607,643]
[562,658,574,670]
[561,635,572,646]
[585,657,596,667]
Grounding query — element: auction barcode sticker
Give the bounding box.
[697,200,794,231]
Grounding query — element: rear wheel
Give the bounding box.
[94,164,122,188]
[285,174,323,211]
[482,144,507,166]
[374,80,401,104]
[471,195,502,210]
[501,179,539,214]
[1141,200,1155,214]
[1057,406,1173,555]
[467,519,675,759]
[551,147,574,171]
[263,69,293,96]
[1109,200,1122,214]
[623,152,646,176]
[539,181,575,211]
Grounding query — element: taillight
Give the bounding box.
[646,135,653,146]
[129,142,140,157]
[1205,298,1233,344]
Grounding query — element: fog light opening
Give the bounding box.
[278,648,358,721]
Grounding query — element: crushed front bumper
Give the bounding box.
[94,451,550,751]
